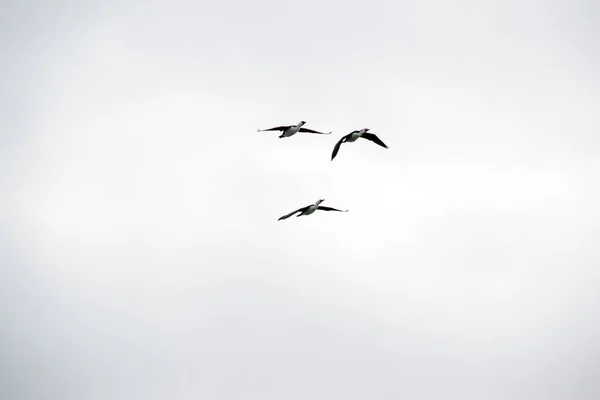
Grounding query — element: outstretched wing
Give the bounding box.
[317,206,348,212]
[361,132,388,148]
[331,134,349,161]
[257,125,290,132]
[278,206,308,221]
[298,127,331,135]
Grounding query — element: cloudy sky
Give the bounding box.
[1,0,599,399]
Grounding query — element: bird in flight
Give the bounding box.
[331,128,388,160]
[257,121,331,138]
[278,199,348,221]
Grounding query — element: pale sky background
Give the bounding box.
[1,0,599,399]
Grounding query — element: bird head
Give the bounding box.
[299,120,307,126]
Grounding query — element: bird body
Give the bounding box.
[278,199,348,221]
[257,121,331,138]
[331,128,388,160]
[346,128,367,142]
[298,200,321,216]
[280,121,304,138]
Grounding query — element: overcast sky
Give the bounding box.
[1,1,599,399]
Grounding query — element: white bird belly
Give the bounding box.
[303,206,317,215]
[284,126,299,137]
[347,133,360,142]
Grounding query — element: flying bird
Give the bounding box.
[331,128,388,160]
[278,199,348,221]
[257,121,331,138]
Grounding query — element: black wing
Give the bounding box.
[361,132,388,148]
[317,206,348,212]
[278,206,308,221]
[298,127,331,135]
[331,133,352,161]
[257,125,290,132]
